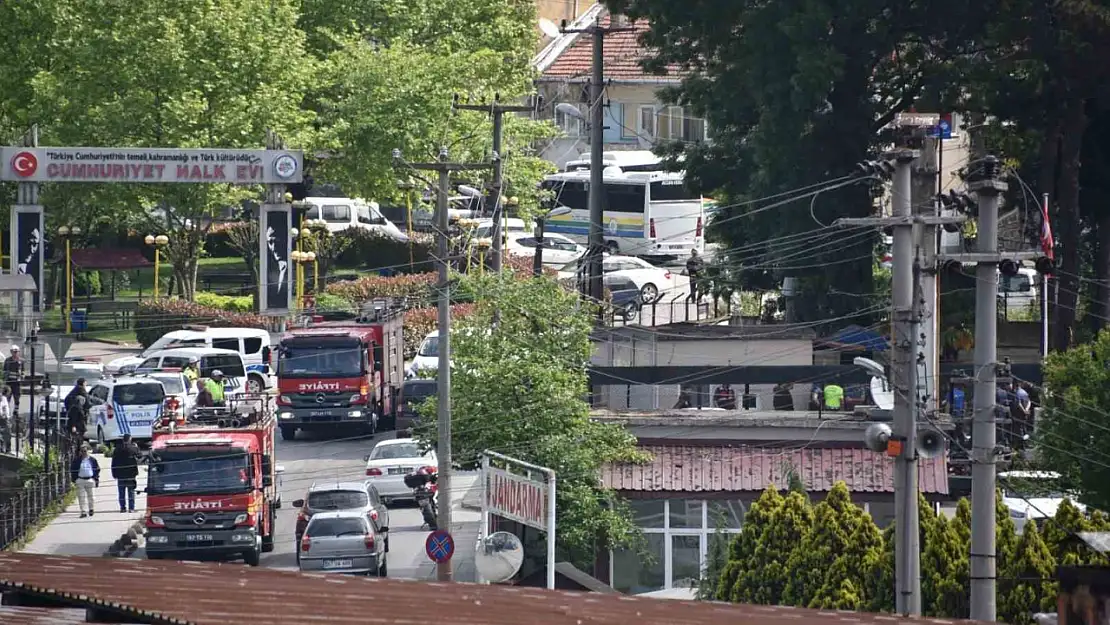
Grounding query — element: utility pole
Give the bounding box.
[837,138,965,616]
[561,16,634,321]
[396,147,490,582]
[968,157,1005,622]
[453,95,535,272]
[912,136,939,412]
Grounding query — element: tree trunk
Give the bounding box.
[1092,212,1110,335]
[1052,96,1088,351]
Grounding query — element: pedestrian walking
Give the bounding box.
[66,394,87,451]
[69,443,100,518]
[0,385,11,453]
[685,249,704,302]
[111,434,140,513]
[3,345,23,434]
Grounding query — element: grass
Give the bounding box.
[1,486,77,552]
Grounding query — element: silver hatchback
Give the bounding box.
[298,510,388,576]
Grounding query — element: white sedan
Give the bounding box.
[558,254,686,302]
[506,232,586,266]
[363,438,438,504]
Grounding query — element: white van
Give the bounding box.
[107,327,273,390]
[86,375,167,444]
[303,196,409,241]
[999,267,1039,316]
[135,347,249,395]
[472,218,527,240]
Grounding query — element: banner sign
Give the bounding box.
[485,465,548,531]
[259,204,292,312]
[1,147,303,184]
[11,206,44,311]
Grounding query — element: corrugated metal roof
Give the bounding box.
[539,11,683,82]
[0,606,117,624]
[603,446,949,495]
[0,553,993,625]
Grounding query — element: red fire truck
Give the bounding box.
[144,397,281,566]
[275,298,405,441]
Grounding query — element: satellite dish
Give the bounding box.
[538,18,561,39]
[475,531,525,583]
[870,376,894,411]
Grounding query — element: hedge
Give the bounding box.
[325,272,436,306]
[402,304,476,357]
[707,484,1108,623]
[334,229,435,274]
[194,291,254,313]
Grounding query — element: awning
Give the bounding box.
[64,249,153,270]
[603,445,949,495]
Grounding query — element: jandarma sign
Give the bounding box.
[1,147,303,184]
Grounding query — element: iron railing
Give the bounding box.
[0,435,75,550]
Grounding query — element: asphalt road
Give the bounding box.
[131,427,481,581]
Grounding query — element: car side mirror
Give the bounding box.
[363,454,371,461]
[292,499,305,508]
[378,526,389,533]
[275,465,285,474]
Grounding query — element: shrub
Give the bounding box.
[135,299,267,348]
[401,305,475,358]
[74,270,102,297]
[334,229,435,274]
[325,272,436,307]
[204,225,238,258]
[314,292,357,319]
[194,291,254,313]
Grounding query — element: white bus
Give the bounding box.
[540,168,706,260]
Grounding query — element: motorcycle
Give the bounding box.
[403,469,439,530]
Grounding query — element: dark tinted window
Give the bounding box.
[308,490,369,511]
[514,237,537,247]
[403,381,437,401]
[161,357,191,368]
[650,180,699,201]
[605,277,639,292]
[606,183,646,213]
[114,383,165,405]
[306,517,368,537]
[552,181,588,211]
[212,338,238,352]
[200,355,245,378]
[243,337,263,354]
[369,443,424,460]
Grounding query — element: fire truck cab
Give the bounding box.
[275,298,405,441]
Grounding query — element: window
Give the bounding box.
[243,337,263,355]
[200,355,245,378]
[638,105,656,138]
[308,490,369,511]
[671,535,702,588]
[322,205,352,223]
[628,499,665,529]
[555,106,583,137]
[656,106,707,142]
[669,500,703,529]
[606,184,646,214]
[358,205,385,225]
[611,533,665,594]
[160,357,191,369]
[650,180,699,202]
[514,237,538,248]
[1000,274,1032,293]
[369,442,425,460]
[139,357,161,369]
[152,375,186,395]
[114,383,165,405]
[89,386,109,404]
[306,517,368,537]
[166,338,207,349]
[212,338,239,352]
[552,181,588,212]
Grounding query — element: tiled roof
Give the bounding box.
[0,553,993,625]
[539,11,683,82]
[603,445,950,495]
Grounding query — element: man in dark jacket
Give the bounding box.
[64,378,88,414]
[66,394,87,450]
[70,443,100,518]
[111,434,141,513]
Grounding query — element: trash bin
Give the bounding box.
[70,310,88,336]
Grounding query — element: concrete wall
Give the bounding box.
[593,336,814,410]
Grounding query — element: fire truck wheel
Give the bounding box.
[379,555,388,577]
[261,533,275,553]
[244,544,261,566]
[280,426,296,441]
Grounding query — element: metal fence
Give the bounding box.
[0,435,74,550]
[608,294,727,327]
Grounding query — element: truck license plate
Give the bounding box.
[309,410,334,417]
[185,534,214,542]
[323,559,352,569]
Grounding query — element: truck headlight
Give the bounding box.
[347,410,363,419]
[234,513,249,525]
[280,412,294,420]
[147,535,169,544]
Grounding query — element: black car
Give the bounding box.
[397,378,437,436]
[605,276,643,321]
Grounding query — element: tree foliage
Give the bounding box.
[416,277,646,564]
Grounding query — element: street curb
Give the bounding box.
[82,338,139,347]
[104,520,145,558]
[460,482,482,511]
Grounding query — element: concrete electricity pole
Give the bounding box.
[561,16,633,320]
[912,136,939,411]
[453,95,535,272]
[397,147,490,582]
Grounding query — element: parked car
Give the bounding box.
[471,218,528,240]
[297,510,388,576]
[84,375,167,445]
[406,331,440,379]
[506,232,586,266]
[132,369,197,419]
[558,254,685,302]
[605,275,644,321]
[292,481,390,547]
[107,327,274,391]
[302,196,409,241]
[363,438,438,504]
[397,378,436,436]
[999,470,1085,533]
[134,347,248,398]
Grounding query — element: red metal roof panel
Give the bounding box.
[603,446,949,495]
[0,553,993,625]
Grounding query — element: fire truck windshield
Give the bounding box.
[279,341,363,378]
[148,450,251,494]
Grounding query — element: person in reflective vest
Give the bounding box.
[183,357,200,392]
[203,370,226,406]
[822,383,844,411]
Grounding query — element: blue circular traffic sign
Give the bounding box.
[426,530,454,563]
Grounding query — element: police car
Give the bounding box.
[84,375,168,445]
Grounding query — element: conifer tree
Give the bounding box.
[998,522,1056,625]
[732,489,813,604]
[783,483,871,607]
[719,486,784,601]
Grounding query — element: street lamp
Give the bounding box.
[144,234,169,298]
[533,206,572,276]
[57,225,82,334]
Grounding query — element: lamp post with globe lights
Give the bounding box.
[57,225,82,334]
[144,234,169,298]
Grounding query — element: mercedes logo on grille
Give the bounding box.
[193,512,207,525]
[316,393,326,404]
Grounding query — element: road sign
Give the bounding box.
[894,112,940,127]
[927,116,953,140]
[41,336,73,360]
[426,530,454,563]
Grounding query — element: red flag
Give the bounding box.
[1041,193,1054,261]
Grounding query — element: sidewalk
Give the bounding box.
[20,454,147,557]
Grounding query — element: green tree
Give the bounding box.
[998,522,1056,625]
[727,488,813,605]
[922,503,970,618]
[21,0,316,299]
[697,506,732,600]
[1040,331,1110,511]
[417,277,644,564]
[718,486,783,601]
[868,524,896,613]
